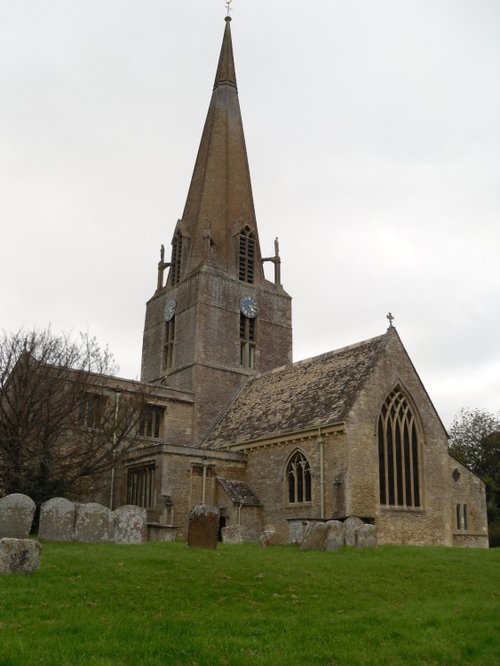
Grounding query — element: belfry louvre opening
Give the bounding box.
[378,389,421,508]
[239,227,255,283]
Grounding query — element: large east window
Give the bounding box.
[286,451,312,503]
[378,388,421,508]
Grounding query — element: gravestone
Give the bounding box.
[74,502,110,543]
[187,505,219,549]
[0,538,41,575]
[355,523,378,549]
[221,525,244,544]
[343,516,365,546]
[39,497,76,542]
[0,493,36,538]
[111,505,147,544]
[259,527,281,547]
[301,522,328,551]
[324,520,345,551]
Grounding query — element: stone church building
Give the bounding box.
[106,17,487,547]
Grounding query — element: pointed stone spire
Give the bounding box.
[172,17,264,282]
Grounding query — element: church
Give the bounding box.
[106,17,487,547]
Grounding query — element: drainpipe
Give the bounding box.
[318,428,325,520]
[109,390,120,510]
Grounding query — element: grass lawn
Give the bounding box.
[0,541,499,665]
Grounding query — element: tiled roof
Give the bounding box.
[205,333,388,448]
[217,478,262,506]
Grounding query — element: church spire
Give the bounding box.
[169,16,264,283]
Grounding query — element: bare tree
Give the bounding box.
[0,328,146,504]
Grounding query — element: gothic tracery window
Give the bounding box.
[287,451,312,503]
[378,388,421,508]
[171,231,183,285]
[238,226,255,283]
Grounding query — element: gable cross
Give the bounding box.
[386,312,395,328]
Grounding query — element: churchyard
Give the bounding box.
[1,540,499,665]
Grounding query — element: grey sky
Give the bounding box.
[1,0,499,427]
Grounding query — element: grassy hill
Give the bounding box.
[1,541,499,665]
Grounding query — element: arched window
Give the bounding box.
[239,227,255,283]
[171,231,183,285]
[287,451,312,503]
[378,388,421,508]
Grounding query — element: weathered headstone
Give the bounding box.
[111,505,147,544]
[39,497,76,542]
[0,493,36,538]
[221,525,244,544]
[74,502,110,543]
[301,522,328,551]
[187,505,219,549]
[0,538,41,575]
[324,520,345,551]
[259,527,282,547]
[355,523,377,549]
[289,519,309,545]
[343,516,365,546]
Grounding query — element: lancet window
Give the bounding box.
[240,313,255,368]
[287,451,312,503]
[238,227,255,283]
[164,317,175,370]
[378,388,421,508]
[138,405,164,439]
[171,231,183,285]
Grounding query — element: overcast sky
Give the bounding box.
[1,0,499,428]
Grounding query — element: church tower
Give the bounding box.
[141,17,292,443]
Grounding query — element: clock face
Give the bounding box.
[240,296,258,318]
[164,299,176,322]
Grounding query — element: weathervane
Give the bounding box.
[225,0,233,17]
[386,312,395,328]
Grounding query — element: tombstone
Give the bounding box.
[289,519,309,545]
[355,523,378,549]
[301,522,328,551]
[74,502,110,543]
[111,505,147,545]
[221,525,244,544]
[187,505,219,549]
[0,493,36,538]
[39,497,76,542]
[324,520,345,551]
[259,527,282,547]
[343,516,365,546]
[0,538,41,575]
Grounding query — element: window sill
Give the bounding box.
[379,505,425,514]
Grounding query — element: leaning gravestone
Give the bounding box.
[355,523,377,549]
[187,505,219,549]
[324,520,345,551]
[39,497,76,542]
[74,502,110,543]
[301,522,328,551]
[0,538,41,575]
[111,505,147,544]
[0,493,36,538]
[343,516,365,546]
